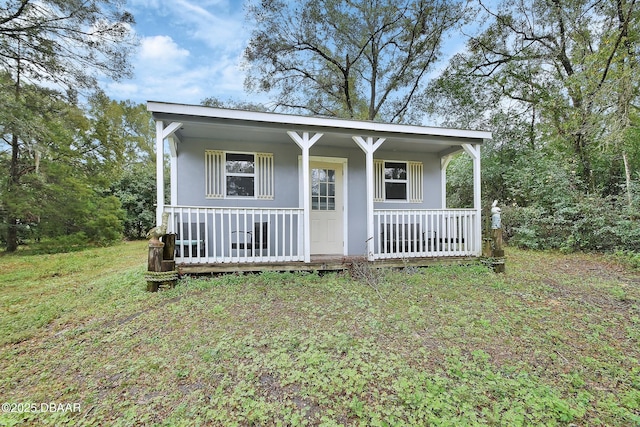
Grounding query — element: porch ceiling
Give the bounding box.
[149,102,491,154]
[182,121,474,153]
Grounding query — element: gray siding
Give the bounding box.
[176,138,443,256]
[177,139,299,208]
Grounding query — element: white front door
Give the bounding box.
[310,161,344,255]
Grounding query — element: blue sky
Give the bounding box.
[102,0,253,105]
[104,0,474,109]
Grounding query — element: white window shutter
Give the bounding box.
[408,161,423,203]
[374,159,384,201]
[256,153,274,199]
[205,150,224,198]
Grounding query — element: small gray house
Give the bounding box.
[148,101,490,273]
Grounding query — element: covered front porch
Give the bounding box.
[164,205,479,269]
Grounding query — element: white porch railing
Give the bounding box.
[374,209,478,259]
[164,206,303,264]
[164,206,478,265]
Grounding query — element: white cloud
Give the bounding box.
[103,33,248,104]
[179,1,247,51]
[133,0,248,52]
[101,1,253,105]
[140,35,189,59]
[139,35,190,65]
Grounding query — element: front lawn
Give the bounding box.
[0,242,638,425]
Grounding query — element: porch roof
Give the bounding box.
[147,101,491,153]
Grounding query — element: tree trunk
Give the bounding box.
[574,133,595,193]
[623,150,632,208]
[6,133,20,252]
[6,54,22,253]
[6,218,18,253]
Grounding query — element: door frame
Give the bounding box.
[299,156,348,256]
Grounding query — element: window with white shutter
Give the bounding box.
[205,150,224,199]
[374,158,423,202]
[408,161,423,203]
[374,159,384,201]
[205,150,274,199]
[256,153,274,199]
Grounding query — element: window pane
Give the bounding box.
[385,182,406,200]
[311,168,336,210]
[312,168,327,182]
[226,153,255,173]
[227,176,255,196]
[327,197,335,210]
[311,169,323,196]
[384,162,407,180]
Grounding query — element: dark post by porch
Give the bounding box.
[145,227,179,291]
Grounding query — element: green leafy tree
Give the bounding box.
[423,0,640,251]
[88,92,156,171]
[110,163,158,239]
[244,0,471,122]
[85,94,160,239]
[426,0,639,195]
[0,0,135,251]
[35,162,124,247]
[0,82,126,249]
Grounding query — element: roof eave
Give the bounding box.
[147,101,492,141]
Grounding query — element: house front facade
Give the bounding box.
[148,102,491,272]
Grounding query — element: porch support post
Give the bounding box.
[462,144,482,255]
[155,121,183,225]
[440,154,454,209]
[168,136,180,206]
[352,136,386,261]
[155,120,165,226]
[288,131,324,263]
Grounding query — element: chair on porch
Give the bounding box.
[382,223,425,253]
[231,222,268,255]
[424,231,465,251]
[438,233,466,250]
[175,222,205,257]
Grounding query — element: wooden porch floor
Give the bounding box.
[177,255,480,274]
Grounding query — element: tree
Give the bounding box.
[0,0,134,92]
[85,94,161,239]
[87,92,156,171]
[243,0,471,122]
[423,0,640,251]
[0,80,127,249]
[110,163,159,239]
[0,0,135,251]
[426,0,639,195]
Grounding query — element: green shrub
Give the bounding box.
[503,195,640,252]
[611,250,640,270]
[84,195,124,245]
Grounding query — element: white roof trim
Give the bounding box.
[147,101,492,141]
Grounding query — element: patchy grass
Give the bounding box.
[0,244,639,426]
